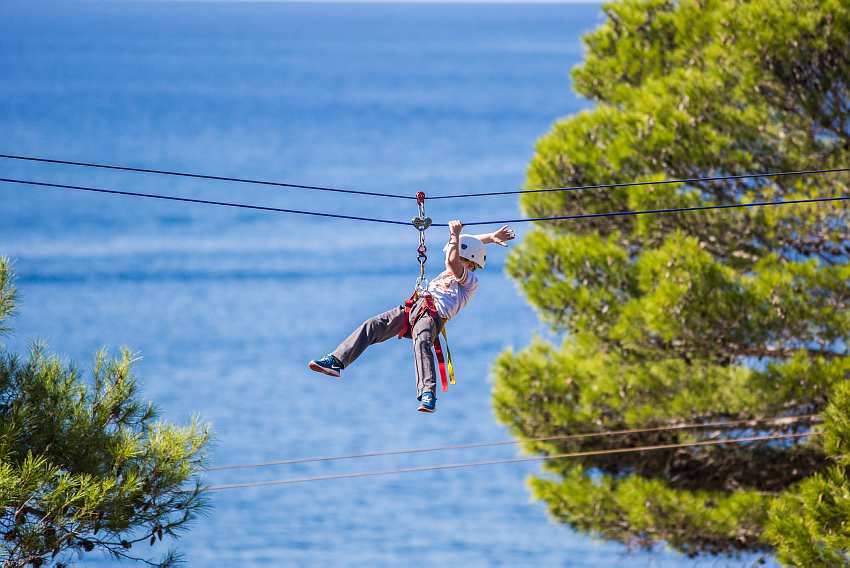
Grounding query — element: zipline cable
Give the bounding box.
[205,414,816,472]
[435,195,850,227]
[428,167,850,200]
[3,178,847,228]
[3,153,847,201]
[0,178,410,226]
[205,431,817,491]
[0,153,414,200]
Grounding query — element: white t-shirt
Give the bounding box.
[427,266,479,321]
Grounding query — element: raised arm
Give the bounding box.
[445,220,466,280]
[470,225,516,247]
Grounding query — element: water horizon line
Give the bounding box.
[115,0,603,5]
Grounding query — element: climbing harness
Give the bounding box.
[398,192,457,392]
[400,292,457,392]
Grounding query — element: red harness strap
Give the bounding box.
[398,291,450,392]
[398,291,417,339]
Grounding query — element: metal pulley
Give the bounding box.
[412,191,431,292]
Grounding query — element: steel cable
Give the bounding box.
[435,195,850,226]
[0,178,410,225]
[0,153,414,200]
[205,431,817,491]
[428,167,850,199]
[205,414,816,472]
[3,154,846,201]
[3,177,846,228]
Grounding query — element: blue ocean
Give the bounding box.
[0,2,772,566]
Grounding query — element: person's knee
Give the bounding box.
[365,316,386,335]
[413,326,433,343]
[413,318,435,335]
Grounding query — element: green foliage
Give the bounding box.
[494,0,850,562]
[0,258,211,567]
[531,468,771,557]
[0,257,16,336]
[766,383,850,566]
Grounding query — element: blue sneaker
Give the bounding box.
[308,354,343,378]
[417,391,436,413]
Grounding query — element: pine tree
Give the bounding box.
[492,0,849,562]
[0,257,211,567]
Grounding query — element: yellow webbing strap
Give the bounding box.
[440,326,456,385]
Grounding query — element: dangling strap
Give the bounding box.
[440,326,456,386]
[432,332,449,392]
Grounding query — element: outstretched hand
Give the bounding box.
[490,225,516,247]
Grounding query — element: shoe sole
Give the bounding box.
[308,361,341,378]
[417,405,436,413]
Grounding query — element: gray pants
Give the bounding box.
[332,299,439,398]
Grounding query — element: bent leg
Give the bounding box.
[412,313,438,399]
[332,306,405,368]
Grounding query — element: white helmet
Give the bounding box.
[444,234,486,269]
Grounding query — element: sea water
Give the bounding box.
[0,2,772,566]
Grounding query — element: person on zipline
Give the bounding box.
[308,220,515,413]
